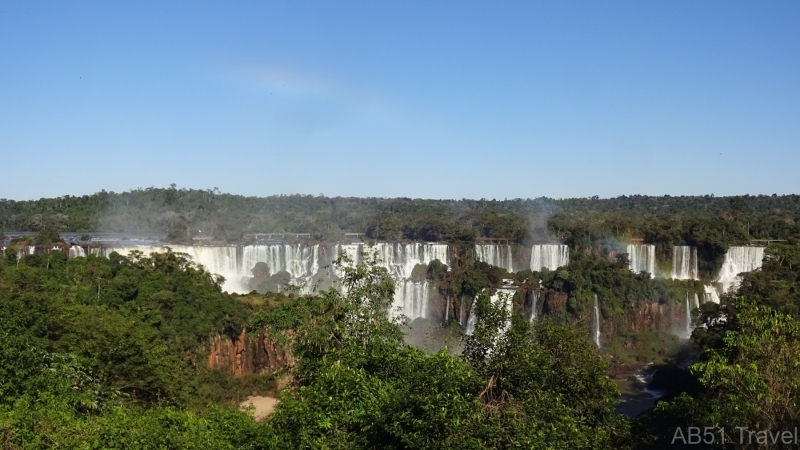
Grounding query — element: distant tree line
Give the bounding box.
[1,188,798,251]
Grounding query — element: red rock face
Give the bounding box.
[207,328,294,376]
[543,292,569,321]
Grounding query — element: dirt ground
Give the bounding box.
[239,395,279,421]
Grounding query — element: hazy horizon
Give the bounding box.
[4,184,797,203]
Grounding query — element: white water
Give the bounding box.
[466,304,477,335]
[474,244,514,272]
[360,243,450,279]
[466,288,516,336]
[684,292,694,339]
[529,290,541,321]
[94,242,449,322]
[13,246,36,259]
[716,246,766,294]
[92,245,249,292]
[703,285,721,304]
[460,296,467,329]
[390,280,431,321]
[627,244,655,278]
[671,246,698,280]
[68,246,86,258]
[530,245,569,272]
[593,294,601,347]
[338,243,448,322]
[494,288,515,335]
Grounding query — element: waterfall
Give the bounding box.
[15,246,36,259]
[529,290,540,321]
[530,245,569,272]
[627,244,655,277]
[390,280,431,321]
[474,244,514,272]
[241,244,321,280]
[493,288,515,335]
[460,296,466,328]
[93,242,449,321]
[465,288,516,336]
[693,292,700,309]
[332,243,364,270]
[466,305,477,335]
[592,294,601,348]
[703,285,721,304]
[94,245,247,292]
[671,246,698,280]
[335,243,449,278]
[68,246,86,258]
[716,246,766,294]
[684,292,693,339]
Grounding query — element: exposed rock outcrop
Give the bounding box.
[207,328,294,376]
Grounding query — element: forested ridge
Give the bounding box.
[2,188,799,246]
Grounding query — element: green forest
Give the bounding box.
[2,191,800,448]
[1,222,800,448]
[2,188,799,248]
[3,187,798,284]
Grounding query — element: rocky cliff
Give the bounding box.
[207,328,294,376]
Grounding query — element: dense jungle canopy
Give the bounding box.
[2,188,799,247]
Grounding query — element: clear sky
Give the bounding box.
[1,1,798,200]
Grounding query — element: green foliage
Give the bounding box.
[0,248,277,449]
[535,252,697,326]
[602,331,683,366]
[656,298,800,448]
[34,224,63,245]
[735,243,800,316]
[4,189,797,255]
[0,249,252,407]
[260,254,640,448]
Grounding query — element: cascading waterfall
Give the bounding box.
[466,304,477,335]
[684,292,693,339]
[529,290,540,321]
[241,244,321,280]
[693,292,700,309]
[530,245,569,272]
[338,243,448,321]
[460,296,467,328]
[627,244,655,278]
[331,243,364,272]
[493,288,515,335]
[671,246,698,280]
[593,294,601,348]
[94,245,246,292]
[716,246,766,294]
[15,246,37,259]
[68,246,86,258]
[333,243,449,278]
[703,285,721,304]
[93,242,449,322]
[474,244,514,273]
[390,280,431,321]
[466,288,516,336]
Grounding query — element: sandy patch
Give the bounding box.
[240,395,279,420]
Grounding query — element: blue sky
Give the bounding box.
[1,1,798,200]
